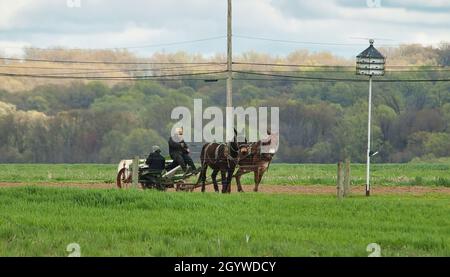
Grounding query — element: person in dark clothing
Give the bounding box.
[168,128,197,173]
[141,145,166,188]
[145,145,166,172]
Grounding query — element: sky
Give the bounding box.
[0,0,449,58]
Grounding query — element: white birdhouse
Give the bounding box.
[356,39,386,76]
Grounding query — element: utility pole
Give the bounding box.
[226,0,233,108]
[225,0,233,143]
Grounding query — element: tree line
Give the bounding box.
[0,45,449,163]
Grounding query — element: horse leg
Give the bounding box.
[235,170,244,193]
[226,166,235,193]
[253,169,262,192]
[220,170,229,193]
[255,168,267,192]
[199,165,208,193]
[211,168,219,193]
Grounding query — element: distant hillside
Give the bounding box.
[0,44,449,163]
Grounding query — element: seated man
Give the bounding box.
[142,145,166,189]
[168,127,197,173]
[145,145,166,173]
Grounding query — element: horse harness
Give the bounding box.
[203,142,232,166]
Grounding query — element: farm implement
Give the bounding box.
[116,159,206,192]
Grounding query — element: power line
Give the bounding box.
[0,69,225,76]
[1,68,447,82]
[0,63,226,76]
[233,34,405,47]
[233,77,450,83]
[0,63,224,71]
[0,57,226,65]
[233,70,366,82]
[234,34,368,47]
[0,65,226,76]
[1,58,445,69]
[234,61,353,68]
[0,71,227,80]
[0,36,226,51]
[1,69,448,83]
[233,61,448,69]
[234,34,443,48]
[231,69,450,73]
[105,36,226,49]
[1,63,446,75]
[1,68,446,77]
[232,70,450,83]
[2,64,446,75]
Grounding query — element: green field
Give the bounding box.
[1,163,449,257]
[0,187,450,256]
[0,186,448,256]
[1,163,450,187]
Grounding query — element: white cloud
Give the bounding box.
[53,25,166,49]
[0,0,448,58]
[336,5,450,26]
[389,0,450,8]
[0,0,33,29]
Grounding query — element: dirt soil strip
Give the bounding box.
[1,182,449,195]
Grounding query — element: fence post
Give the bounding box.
[337,162,344,199]
[132,156,139,189]
[344,159,351,196]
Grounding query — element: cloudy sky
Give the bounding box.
[0,0,449,58]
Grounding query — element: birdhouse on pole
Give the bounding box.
[356,39,386,197]
[356,39,385,76]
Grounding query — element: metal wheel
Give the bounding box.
[116,167,131,189]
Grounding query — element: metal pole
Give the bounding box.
[226,0,233,108]
[366,76,373,196]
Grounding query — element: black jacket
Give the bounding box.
[168,136,188,156]
[145,152,166,171]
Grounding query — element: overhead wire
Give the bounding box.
[232,70,450,83]
[0,36,226,50]
[0,57,226,65]
[0,70,228,80]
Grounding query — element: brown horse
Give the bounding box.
[234,139,276,192]
[198,134,249,193]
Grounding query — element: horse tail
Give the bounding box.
[197,143,211,184]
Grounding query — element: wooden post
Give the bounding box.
[132,156,139,188]
[337,162,344,199]
[344,159,351,196]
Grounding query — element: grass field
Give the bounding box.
[0,186,449,257]
[1,163,449,257]
[1,163,450,187]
